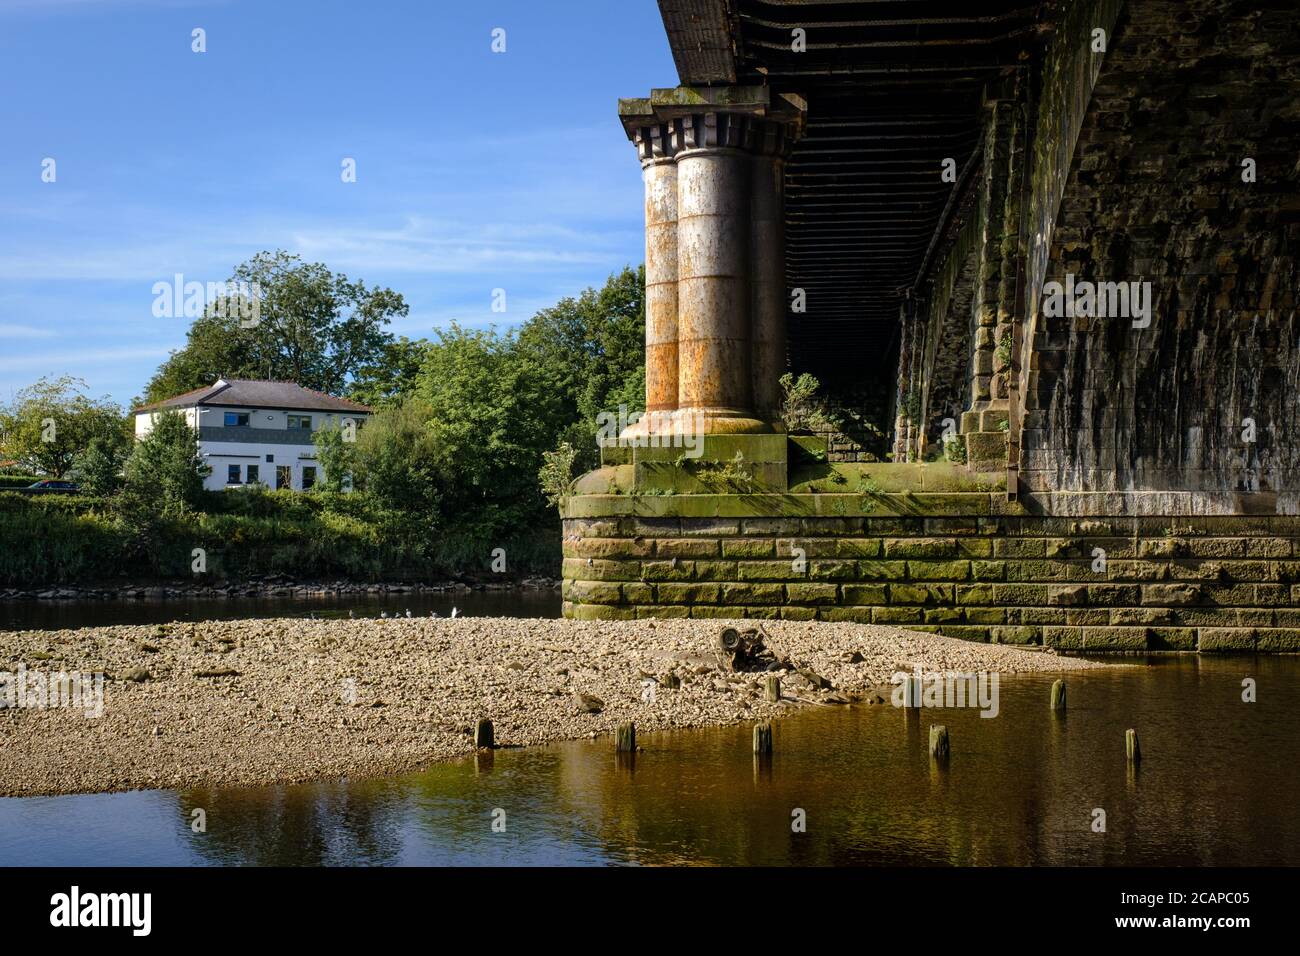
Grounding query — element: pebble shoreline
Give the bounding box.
[0,617,1108,797]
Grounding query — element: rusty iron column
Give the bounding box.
[635,122,683,420]
[675,112,762,431]
[619,89,803,435]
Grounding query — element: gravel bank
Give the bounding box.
[0,617,1108,797]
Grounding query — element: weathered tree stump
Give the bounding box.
[753,722,773,755]
[765,675,781,702]
[1126,728,1141,763]
[615,722,636,752]
[715,625,783,672]
[929,724,950,761]
[1050,679,1067,713]
[474,718,494,749]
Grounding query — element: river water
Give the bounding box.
[2,656,1296,866]
[0,590,562,631]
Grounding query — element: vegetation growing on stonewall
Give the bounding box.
[0,258,647,587]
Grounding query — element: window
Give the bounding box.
[276,465,292,490]
[246,464,260,484]
[226,464,241,485]
[287,414,313,430]
[224,412,250,427]
[302,466,317,490]
[265,454,274,463]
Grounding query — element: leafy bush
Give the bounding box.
[538,442,577,509]
[70,436,126,496]
[779,372,842,434]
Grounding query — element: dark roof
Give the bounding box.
[134,379,372,414]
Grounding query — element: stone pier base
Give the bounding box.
[561,450,1300,653]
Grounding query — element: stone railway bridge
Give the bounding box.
[561,0,1300,653]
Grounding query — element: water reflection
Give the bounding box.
[2,657,1296,866]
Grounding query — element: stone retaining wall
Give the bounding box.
[562,506,1300,652]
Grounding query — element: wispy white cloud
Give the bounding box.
[0,322,58,340]
[0,345,170,372]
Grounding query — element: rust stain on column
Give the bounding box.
[676,145,753,418]
[643,156,679,414]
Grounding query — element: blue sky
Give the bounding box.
[0,0,674,406]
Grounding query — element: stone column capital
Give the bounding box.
[629,119,688,165]
[619,86,804,163]
[677,111,797,157]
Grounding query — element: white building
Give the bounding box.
[132,379,372,491]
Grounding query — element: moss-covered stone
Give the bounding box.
[721,538,776,558]
[842,583,888,604]
[907,560,971,581]
[720,583,784,605]
[785,583,839,604]
[884,537,958,558]
[873,606,923,624]
[655,583,720,604]
[890,584,955,605]
[561,489,1300,652]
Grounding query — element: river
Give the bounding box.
[2,656,1295,865]
[0,590,562,631]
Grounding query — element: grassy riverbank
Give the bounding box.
[0,617,1106,796]
[0,491,559,587]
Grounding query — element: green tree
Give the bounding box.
[120,411,210,518]
[351,398,441,516]
[312,422,359,493]
[415,324,569,536]
[346,336,430,408]
[516,264,645,467]
[0,376,127,478]
[144,250,408,402]
[70,436,127,496]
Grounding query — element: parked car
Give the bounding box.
[23,480,80,494]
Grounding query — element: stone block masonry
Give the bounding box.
[562,499,1300,653]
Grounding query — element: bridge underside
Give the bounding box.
[561,0,1300,652]
[725,1,1034,392]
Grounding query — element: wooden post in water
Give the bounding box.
[929,724,950,761]
[1126,728,1141,763]
[474,718,494,749]
[1050,679,1067,713]
[903,674,922,709]
[753,722,773,755]
[765,675,781,702]
[615,722,636,752]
